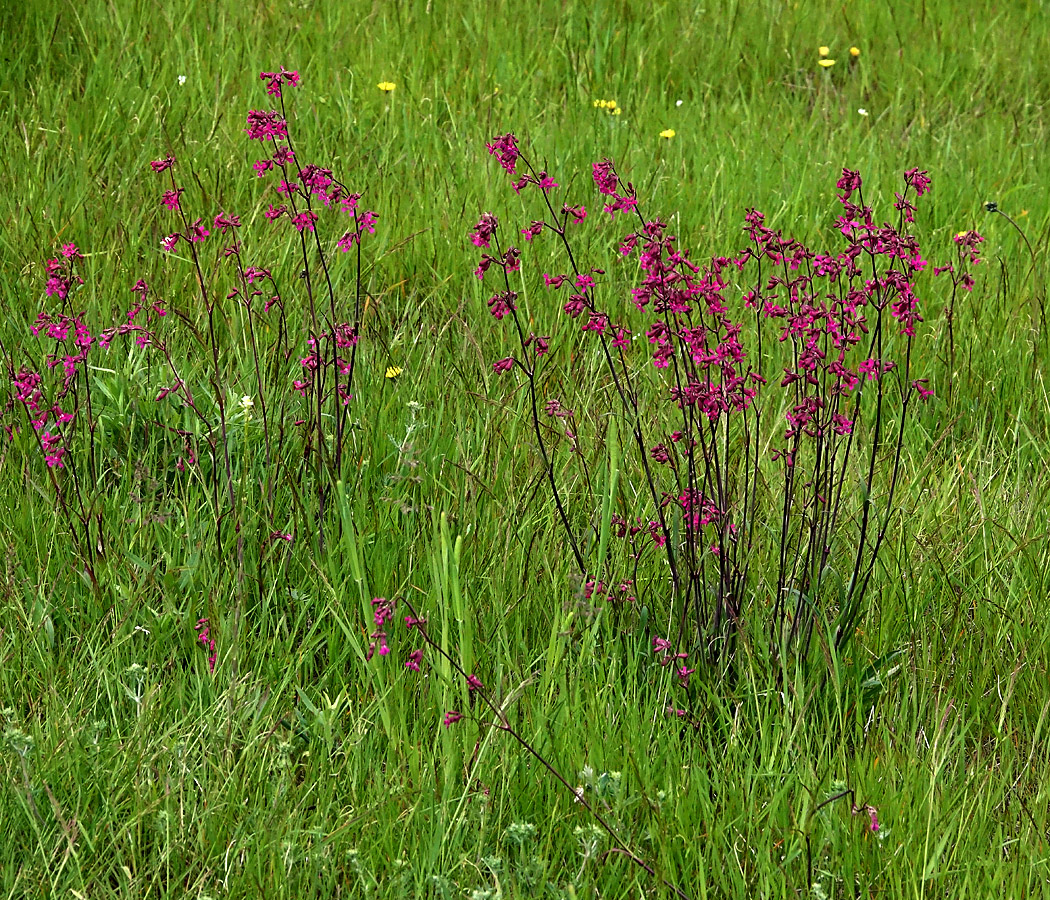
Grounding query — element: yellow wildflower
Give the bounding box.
[850,46,861,57]
[818,46,830,57]
[377,81,396,92]
[818,59,836,68]
[659,128,675,139]
[385,366,403,379]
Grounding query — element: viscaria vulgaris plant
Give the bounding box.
[3,67,381,659]
[2,243,152,587]
[147,67,379,556]
[476,134,979,686]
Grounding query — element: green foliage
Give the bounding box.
[1,0,1049,896]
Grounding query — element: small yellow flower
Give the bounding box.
[850,46,861,57]
[612,106,622,116]
[818,45,830,57]
[818,59,836,68]
[377,81,396,92]
[659,129,675,139]
[385,365,403,379]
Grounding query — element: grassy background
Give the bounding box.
[1,0,1049,897]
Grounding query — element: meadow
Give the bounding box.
[2,0,1049,897]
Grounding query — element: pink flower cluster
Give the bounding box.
[259,66,299,98]
[366,597,395,661]
[195,618,217,673]
[10,247,155,469]
[652,637,695,687]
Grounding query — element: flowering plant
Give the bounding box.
[476,135,976,683]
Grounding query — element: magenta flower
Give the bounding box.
[592,159,619,195]
[562,203,587,223]
[903,167,931,196]
[532,335,550,356]
[492,357,515,373]
[466,674,483,692]
[911,379,934,400]
[535,171,559,192]
[582,313,608,334]
[214,212,242,233]
[487,291,517,320]
[365,633,389,661]
[195,618,217,673]
[259,67,299,98]
[835,167,862,200]
[405,649,424,671]
[485,133,520,173]
[273,147,295,166]
[40,431,65,468]
[150,156,175,173]
[953,229,984,264]
[602,193,638,219]
[562,295,586,318]
[188,219,210,242]
[161,189,183,211]
[521,221,544,241]
[292,211,319,232]
[371,597,394,625]
[245,109,288,142]
[443,710,464,728]
[470,213,498,248]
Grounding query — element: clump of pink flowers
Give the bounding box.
[476,132,980,715]
[195,618,217,674]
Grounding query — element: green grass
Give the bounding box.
[2,0,1050,897]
